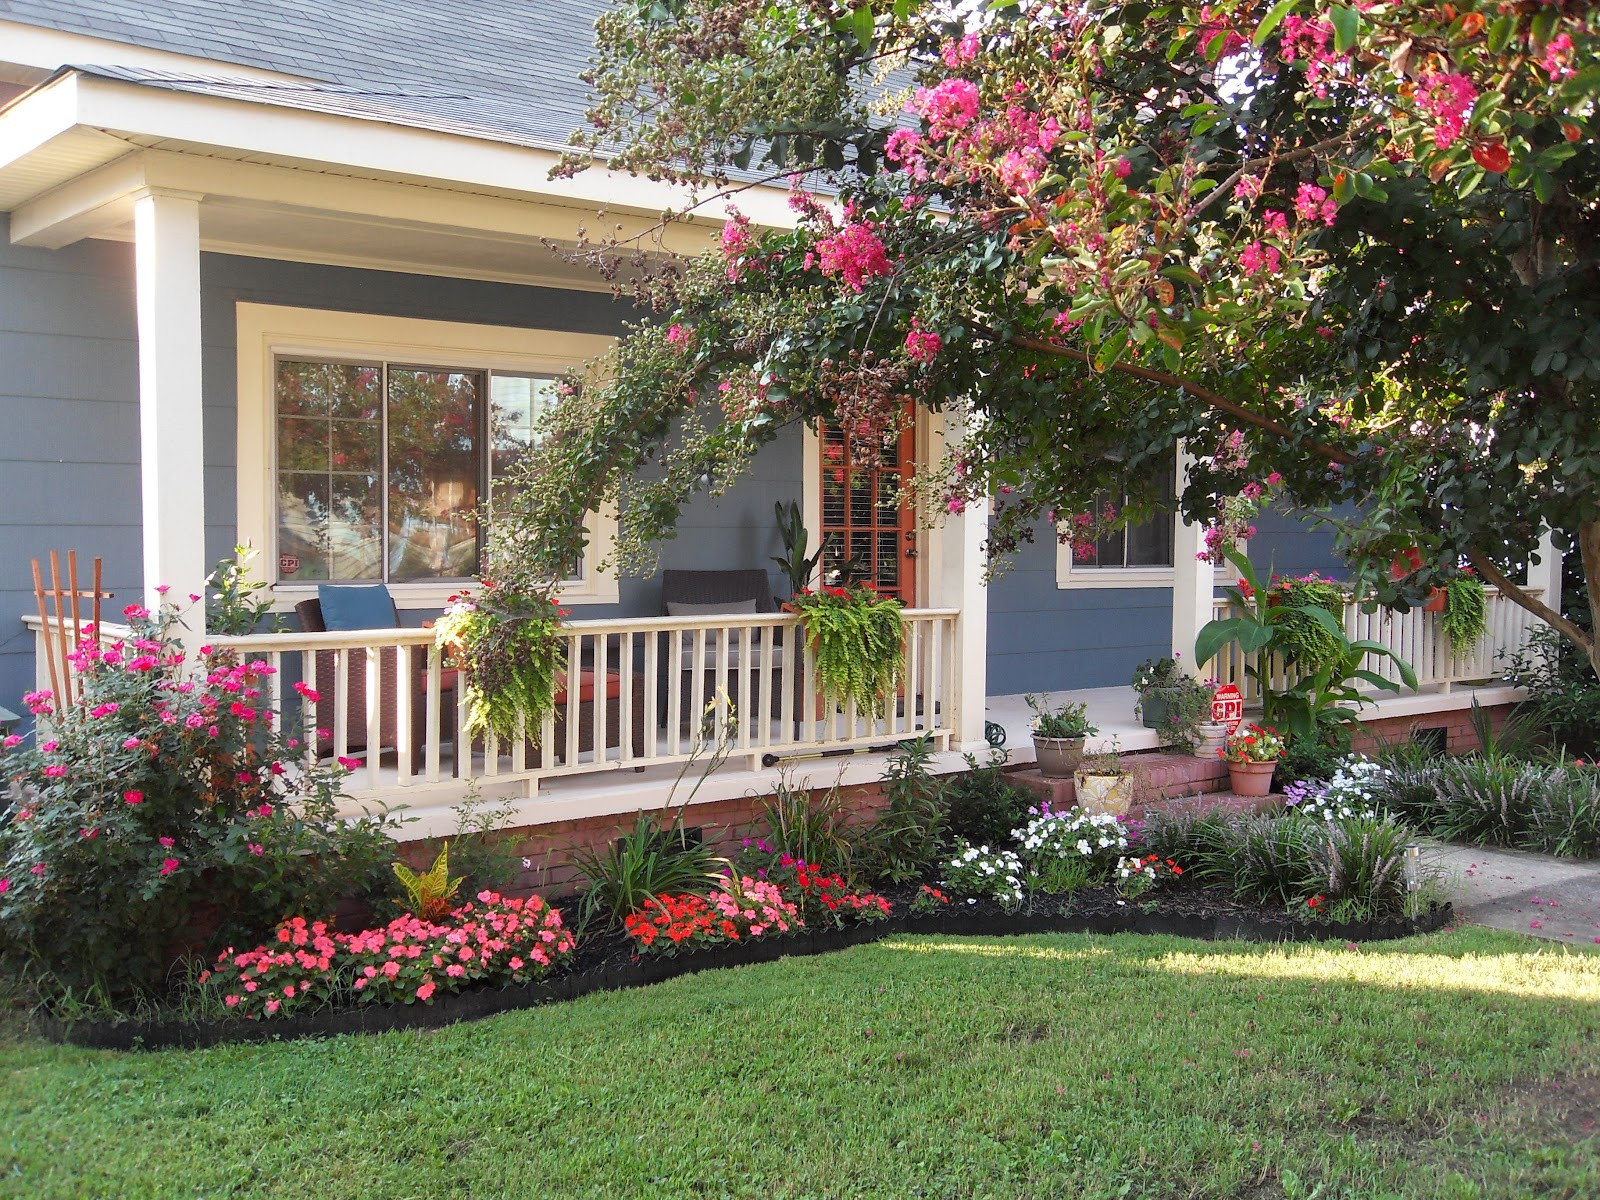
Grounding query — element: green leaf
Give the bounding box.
[851,4,875,50]
[1194,618,1247,667]
[1352,669,1402,693]
[1487,13,1515,52]
[1252,0,1297,47]
[1329,5,1359,53]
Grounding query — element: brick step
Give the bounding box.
[1127,790,1282,823]
[1009,751,1234,812]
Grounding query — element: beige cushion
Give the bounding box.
[666,599,759,616]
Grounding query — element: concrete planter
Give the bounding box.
[1192,721,1229,760]
[1074,771,1133,816]
[1031,734,1086,779]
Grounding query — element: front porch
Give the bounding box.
[30,581,1547,840]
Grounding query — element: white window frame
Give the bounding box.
[236,302,619,610]
[1054,464,1238,591]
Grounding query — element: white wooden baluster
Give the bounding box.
[333,648,350,765]
[643,630,660,760]
[563,630,580,770]
[395,644,413,786]
[665,629,681,757]
[619,630,636,766]
[592,631,609,765]
[425,642,442,784]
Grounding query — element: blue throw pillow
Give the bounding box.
[317,584,397,631]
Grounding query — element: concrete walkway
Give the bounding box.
[1429,841,1600,945]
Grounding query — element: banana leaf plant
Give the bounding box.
[1194,549,1418,741]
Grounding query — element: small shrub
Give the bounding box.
[1506,626,1600,757]
[944,753,1035,848]
[860,735,946,884]
[0,606,401,1004]
[940,841,1026,908]
[1115,855,1184,901]
[443,789,525,899]
[1278,728,1353,787]
[1299,814,1417,922]
[568,807,725,926]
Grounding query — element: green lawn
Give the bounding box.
[3,927,1598,1199]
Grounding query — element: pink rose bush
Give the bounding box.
[204,893,575,1020]
[0,602,401,1003]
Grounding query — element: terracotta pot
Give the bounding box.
[1032,734,1086,779]
[1074,771,1132,816]
[1423,587,1447,613]
[1227,759,1278,797]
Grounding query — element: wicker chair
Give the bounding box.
[294,596,454,759]
[659,569,788,729]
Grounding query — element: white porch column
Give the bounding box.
[1528,527,1564,618]
[938,495,990,750]
[1170,444,1214,675]
[133,189,207,654]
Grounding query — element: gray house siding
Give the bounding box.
[984,506,1349,696]
[0,216,142,711]
[985,537,1174,695]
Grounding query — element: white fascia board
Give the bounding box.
[0,19,308,84]
[0,72,86,171]
[67,75,799,231]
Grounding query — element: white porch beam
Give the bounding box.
[133,188,207,654]
[1528,527,1564,618]
[1170,445,1214,674]
[939,499,991,751]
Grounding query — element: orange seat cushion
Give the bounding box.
[553,669,622,705]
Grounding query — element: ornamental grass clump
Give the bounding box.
[0,605,400,1005]
[434,584,566,742]
[203,892,574,1019]
[788,582,905,716]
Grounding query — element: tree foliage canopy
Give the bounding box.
[493,0,1600,665]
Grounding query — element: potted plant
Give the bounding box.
[1218,722,1285,797]
[1131,656,1217,751]
[770,500,822,601]
[786,582,905,716]
[1074,740,1134,816]
[1440,570,1488,652]
[1026,693,1098,778]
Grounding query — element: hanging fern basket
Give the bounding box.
[434,586,567,742]
[785,584,906,717]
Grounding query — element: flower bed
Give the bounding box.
[45,891,1453,1052]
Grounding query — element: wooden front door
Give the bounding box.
[818,417,917,604]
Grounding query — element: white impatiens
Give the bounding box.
[1287,758,1388,823]
[1014,809,1130,863]
[941,841,1026,908]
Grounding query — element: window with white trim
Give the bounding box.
[235,304,618,606]
[274,358,560,584]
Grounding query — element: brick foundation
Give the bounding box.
[397,781,890,899]
[1350,702,1510,757]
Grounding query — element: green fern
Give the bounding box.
[792,584,905,716]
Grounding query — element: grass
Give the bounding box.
[3,927,1599,1199]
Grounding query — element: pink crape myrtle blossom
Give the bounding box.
[913,77,980,140]
[1416,73,1478,149]
[813,223,892,292]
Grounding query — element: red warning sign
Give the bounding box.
[1212,684,1244,732]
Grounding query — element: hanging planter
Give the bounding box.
[433,585,566,741]
[1440,572,1488,650]
[786,583,905,716]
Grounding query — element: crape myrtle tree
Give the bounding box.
[489,0,1600,670]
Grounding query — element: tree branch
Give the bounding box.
[1467,545,1593,664]
[974,325,1359,466]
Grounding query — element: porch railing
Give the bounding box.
[1201,586,1543,701]
[27,610,959,800]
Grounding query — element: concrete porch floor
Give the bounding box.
[386,680,1527,839]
